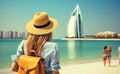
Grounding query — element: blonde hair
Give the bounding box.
[26,32,52,56]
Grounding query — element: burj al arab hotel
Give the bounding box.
[66,4,83,38]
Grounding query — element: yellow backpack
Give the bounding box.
[18,50,45,74]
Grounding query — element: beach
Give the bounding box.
[0,59,120,74]
[60,59,120,74]
[0,39,120,74]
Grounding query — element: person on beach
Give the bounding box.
[118,46,120,65]
[11,12,60,74]
[102,46,112,67]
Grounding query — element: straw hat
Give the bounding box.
[26,12,57,35]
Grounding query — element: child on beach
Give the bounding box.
[102,46,112,67]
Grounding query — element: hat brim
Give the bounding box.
[26,18,57,35]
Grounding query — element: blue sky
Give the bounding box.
[0,0,120,39]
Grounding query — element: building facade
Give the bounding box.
[67,4,83,38]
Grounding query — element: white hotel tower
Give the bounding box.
[67,4,83,38]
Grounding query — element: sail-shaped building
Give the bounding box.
[66,4,83,38]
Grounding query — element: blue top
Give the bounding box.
[11,40,61,73]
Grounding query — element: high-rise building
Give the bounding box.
[18,32,26,39]
[5,31,9,39]
[0,31,3,38]
[66,4,83,38]
[0,30,28,39]
[13,31,18,38]
[9,31,13,39]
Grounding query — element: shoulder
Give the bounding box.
[45,42,58,47]
[17,40,26,47]
[20,40,26,44]
[43,42,59,51]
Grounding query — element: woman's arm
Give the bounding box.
[52,70,59,74]
[11,40,25,62]
[51,43,60,74]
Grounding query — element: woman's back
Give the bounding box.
[23,41,60,72]
[11,12,60,74]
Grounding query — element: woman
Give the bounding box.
[102,46,112,67]
[11,12,60,74]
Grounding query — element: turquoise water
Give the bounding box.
[56,39,120,64]
[0,39,120,69]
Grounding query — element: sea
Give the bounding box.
[0,39,120,72]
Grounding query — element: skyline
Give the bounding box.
[0,31,27,39]
[0,0,120,39]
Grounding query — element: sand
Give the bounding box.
[60,59,120,74]
[0,59,120,74]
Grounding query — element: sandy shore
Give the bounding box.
[60,59,120,74]
[0,59,120,74]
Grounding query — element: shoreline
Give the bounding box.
[61,57,117,66]
[60,59,120,74]
[61,38,120,40]
[1,59,119,74]
[1,38,120,41]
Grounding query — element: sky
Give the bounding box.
[0,0,120,39]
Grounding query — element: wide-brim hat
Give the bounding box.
[26,12,57,35]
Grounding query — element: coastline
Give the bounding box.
[1,59,120,74]
[61,38,120,40]
[1,38,120,41]
[0,39,120,74]
[60,59,120,74]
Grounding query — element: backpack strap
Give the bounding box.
[28,50,37,56]
[22,41,44,60]
[22,43,25,55]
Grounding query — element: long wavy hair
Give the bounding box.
[26,32,52,56]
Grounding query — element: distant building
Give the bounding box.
[19,32,26,39]
[96,31,118,38]
[0,31,28,39]
[9,31,14,39]
[4,31,9,39]
[0,31,3,38]
[13,31,18,38]
[85,35,96,39]
[66,4,83,38]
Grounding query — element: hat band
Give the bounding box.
[34,21,50,28]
